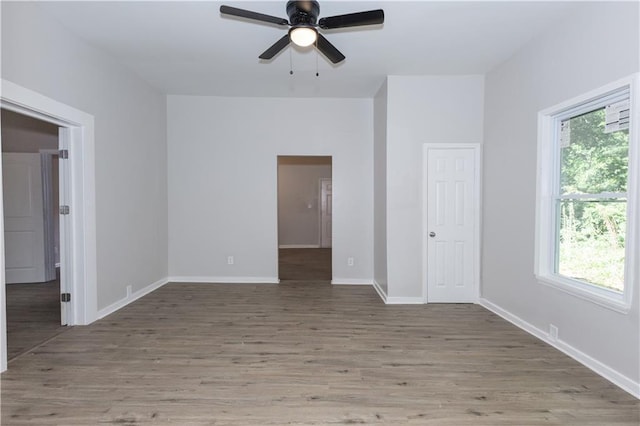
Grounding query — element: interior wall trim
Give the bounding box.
[168,276,280,284]
[385,296,424,305]
[331,278,373,285]
[372,281,423,304]
[372,280,387,303]
[97,277,169,320]
[479,298,640,399]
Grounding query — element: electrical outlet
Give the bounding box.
[126,285,132,298]
[347,257,354,267]
[549,324,558,342]
[227,256,234,265]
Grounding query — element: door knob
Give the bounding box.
[429,232,436,237]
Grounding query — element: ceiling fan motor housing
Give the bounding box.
[219,1,384,64]
[286,1,320,26]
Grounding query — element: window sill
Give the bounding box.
[536,274,631,314]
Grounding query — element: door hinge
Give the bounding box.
[59,149,69,159]
[61,293,71,302]
[60,205,70,215]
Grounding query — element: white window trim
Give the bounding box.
[535,74,639,313]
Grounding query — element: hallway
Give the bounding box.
[278,248,331,281]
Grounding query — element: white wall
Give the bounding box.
[373,81,388,293]
[386,75,485,298]
[483,2,639,392]
[1,2,168,309]
[278,162,332,247]
[168,96,373,283]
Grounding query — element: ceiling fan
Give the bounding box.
[220,1,385,64]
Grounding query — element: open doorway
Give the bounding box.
[277,156,332,281]
[1,81,97,372]
[1,109,65,360]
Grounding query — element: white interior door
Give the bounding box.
[2,153,46,284]
[40,150,59,282]
[320,178,332,248]
[424,146,479,302]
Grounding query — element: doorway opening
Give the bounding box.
[277,156,332,282]
[1,80,97,372]
[1,109,66,360]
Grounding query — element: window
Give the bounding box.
[536,76,639,312]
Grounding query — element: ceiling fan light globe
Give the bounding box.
[290,27,317,47]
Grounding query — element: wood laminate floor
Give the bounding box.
[279,248,332,281]
[5,273,65,361]
[2,282,638,425]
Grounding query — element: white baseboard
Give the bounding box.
[278,244,321,249]
[372,281,424,304]
[373,280,388,303]
[331,278,373,285]
[97,277,168,320]
[479,298,640,399]
[168,276,280,284]
[386,296,424,304]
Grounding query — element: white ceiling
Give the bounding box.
[35,1,580,98]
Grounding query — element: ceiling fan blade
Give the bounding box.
[259,34,291,60]
[318,9,384,29]
[220,5,289,26]
[316,34,345,64]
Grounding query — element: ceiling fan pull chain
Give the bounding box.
[315,39,319,77]
[289,47,294,75]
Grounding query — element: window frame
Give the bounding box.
[535,74,639,313]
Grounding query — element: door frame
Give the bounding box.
[319,177,332,248]
[0,79,97,372]
[422,143,482,303]
[40,149,59,282]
